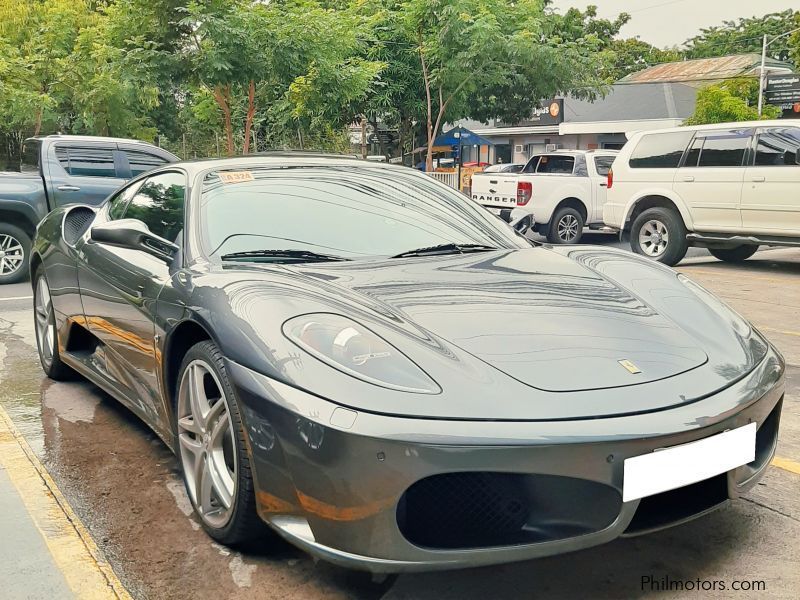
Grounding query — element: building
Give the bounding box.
[456,53,796,165]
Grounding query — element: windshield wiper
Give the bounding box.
[390,243,499,259]
[220,249,350,263]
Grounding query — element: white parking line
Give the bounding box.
[0,296,33,302]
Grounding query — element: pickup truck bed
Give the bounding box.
[471,150,617,244]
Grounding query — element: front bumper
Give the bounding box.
[226,346,784,573]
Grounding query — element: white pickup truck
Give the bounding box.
[470,150,617,243]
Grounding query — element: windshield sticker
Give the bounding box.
[218,171,255,184]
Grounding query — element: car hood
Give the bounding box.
[300,249,708,392]
[201,246,768,420]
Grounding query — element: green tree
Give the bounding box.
[684,10,800,63]
[182,0,382,156]
[685,79,780,125]
[602,38,683,82]
[404,0,603,171]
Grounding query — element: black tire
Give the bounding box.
[708,245,759,263]
[547,206,585,244]
[0,223,31,285]
[32,269,74,380]
[175,340,265,545]
[630,207,688,267]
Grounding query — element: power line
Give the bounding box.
[628,0,692,14]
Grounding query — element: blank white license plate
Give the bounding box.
[623,423,756,502]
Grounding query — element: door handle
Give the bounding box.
[751,176,765,183]
[599,182,608,187]
[682,176,694,182]
[489,180,498,184]
[57,185,81,192]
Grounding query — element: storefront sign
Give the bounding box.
[497,99,564,128]
[765,74,800,107]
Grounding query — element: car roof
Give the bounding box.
[30,134,161,147]
[632,119,798,138]
[540,149,618,156]
[153,152,402,177]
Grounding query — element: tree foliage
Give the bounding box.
[684,10,800,62]
[685,78,780,125]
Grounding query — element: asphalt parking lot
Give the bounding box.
[1,241,798,599]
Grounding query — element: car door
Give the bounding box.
[592,155,615,223]
[741,126,800,235]
[672,128,752,232]
[77,171,187,423]
[48,143,127,207]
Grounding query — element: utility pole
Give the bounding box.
[758,34,767,116]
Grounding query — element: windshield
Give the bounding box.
[199,165,529,260]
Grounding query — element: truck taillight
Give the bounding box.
[517,181,532,206]
[607,168,613,189]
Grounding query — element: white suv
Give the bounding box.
[604,120,800,266]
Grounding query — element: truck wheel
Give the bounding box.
[630,207,688,266]
[0,224,31,285]
[547,207,584,244]
[708,245,758,263]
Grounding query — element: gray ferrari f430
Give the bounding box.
[31,155,784,572]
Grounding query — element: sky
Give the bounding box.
[549,0,798,48]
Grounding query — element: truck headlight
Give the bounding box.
[283,314,440,394]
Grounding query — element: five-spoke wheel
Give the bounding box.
[175,341,263,544]
[178,360,237,529]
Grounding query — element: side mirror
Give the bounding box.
[508,208,533,234]
[91,219,178,263]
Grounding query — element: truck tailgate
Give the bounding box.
[470,173,518,209]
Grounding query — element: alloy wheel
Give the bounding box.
[34,276,55,364]
[177,360,238,528]
[0,233,24,276]
[638,219,670,257]
[557,214,579,242]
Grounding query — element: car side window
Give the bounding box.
[523,156,541,173]
[536,155,574,174]
[593,156,614,177]
[629,131,693,169]
[106,181,143,221]
[694,130,752,168]
[754,128,800,167]
[121,172,186,242]
[125,150,170,177]
[56,146,117,177]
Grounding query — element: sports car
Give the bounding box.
[31,154,784,572]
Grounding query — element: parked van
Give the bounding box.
[604,120,800,266]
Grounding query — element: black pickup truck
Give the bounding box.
[0,135,178,283]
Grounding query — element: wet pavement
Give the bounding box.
[0,247,799,599]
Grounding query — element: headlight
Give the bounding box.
[677,274,751,338]
[283,314,440,394]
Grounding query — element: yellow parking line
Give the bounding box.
[679,268,800,287]
[772,456,800,476]
[0,404,131,600]
[758,326,800,338]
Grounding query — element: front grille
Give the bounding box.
[398,472,621,550]
[399,472,529,549]
[624,473,728,535]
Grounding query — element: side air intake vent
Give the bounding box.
[63,206,96,246]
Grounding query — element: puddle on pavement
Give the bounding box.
[0,308,395,600]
